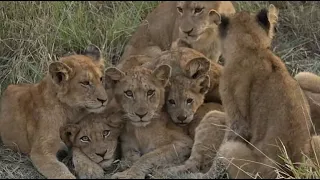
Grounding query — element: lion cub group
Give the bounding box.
[1,1,320,179]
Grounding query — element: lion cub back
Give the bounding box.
[295,72,320,135]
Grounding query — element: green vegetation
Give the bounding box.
[0,1,320,179]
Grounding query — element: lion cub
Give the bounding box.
[201,5,313,179]
[0,45,111,179]
[105,65,193,179]
[295,72,320,135]
[120,1,236,62]
[139,41,224,127]
[164,104,227,175]
[60,112,124,179]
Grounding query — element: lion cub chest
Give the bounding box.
[123,117,173,155]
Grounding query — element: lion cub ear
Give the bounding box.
[193,75,211,94]
[153,64,172,87]
[209,9,221,25]
[59,124,80,147]
[104,67,125,89]
[49,62,73,85]
[185,57,210,79]
[83,44,102,62]
[107,112,125,129]
[256,4,279,38]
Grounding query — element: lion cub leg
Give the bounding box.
[166,110,227,174]
[72,148,105,179]
[305,135,320,168]
[118,138,141,171]
[111,140,192,179]
[204,141,277,179]
[30,138,76,179]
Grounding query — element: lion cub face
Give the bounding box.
[166,74,210,126]
[60,113,123,167]
[49,45,110,113]
[176,1,223,44]
[105,65,171,127]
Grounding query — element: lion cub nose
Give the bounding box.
[95,152,105,158]
[97,98,107,104]
[177,115,187,122]
[183,28,193,36]
[135,112,148,119]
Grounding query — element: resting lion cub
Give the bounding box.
[105,65,193,179]
[164,104,227,175]
[136,41,224,127]
[295,72,320,134]
[202,5,312,178]
[0,45,111,179]
[120,1,236,62]
[60,112,124,179]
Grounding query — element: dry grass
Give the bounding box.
[0,1,320,179]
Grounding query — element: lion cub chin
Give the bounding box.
[0,44,111,179]
[60,112,124,179]
[105,65,193,179]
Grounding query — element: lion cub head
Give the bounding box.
[49,44,110,113]
[60,113,123,168]
[105,65,172,127]
[166,74,210,126]
[216,4,279,59]
[176,1,234,44]
[165,40,211,126]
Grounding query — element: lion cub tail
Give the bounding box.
[295,72,320,93]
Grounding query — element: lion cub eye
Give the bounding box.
[147,90,155,97]
[124,90,133,97]
[103,130,110,138]
[187,98,194,104]
[168,99,176,105]
[194,7,204,14]
[80,81,90,86]
[80,136,90,143]
[177,7,183,13]
[100,77,103,82]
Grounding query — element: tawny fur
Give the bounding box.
[295,72,320,135]
[165,56,223,127]
[202,5,313,179]
[308,135,320,167]
[0,45,111,179]
[104,65,193,179]
[119,46,223,127]
[59,109,124,179]
[136,43,224,126]
[165,105,227,175]
[168,39,224,103]
[120,1,236,62]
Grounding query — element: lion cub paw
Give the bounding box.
[111,170,145,179]
[76,164,105,179]
[162,164,197,175]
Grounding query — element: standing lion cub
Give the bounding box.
[0,45,111,179]
[201,5,313,179]
[120,1,236,62]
